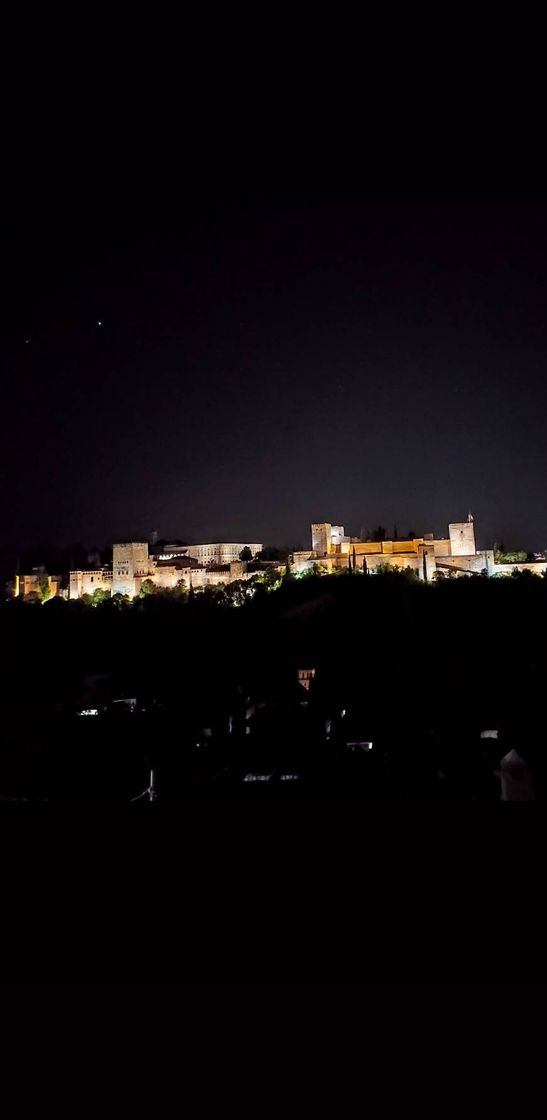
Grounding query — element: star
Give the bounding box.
[97,320,103,327]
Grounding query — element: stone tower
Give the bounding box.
[448,521,476,557]
[112,542,151,598]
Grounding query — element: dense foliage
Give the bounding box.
[2,569,546,730]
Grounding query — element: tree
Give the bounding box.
[198,585,228,607]
[372,563,416,582]
[311,563,328,577]
[37,572,51,602]
[139,578,158,597]
[239,547,253,562]
[109,592,131,609]
[371,526,386,542]
[497,550,527,564]
[224,579,258,607]
[256,567,282,591]
[90,588,110,606]
[258,546,286,562]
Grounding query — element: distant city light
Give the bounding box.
[112,698,137,711]
[243,773,273,782]
[78,708,99,717]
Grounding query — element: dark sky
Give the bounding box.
[3,196,547,556]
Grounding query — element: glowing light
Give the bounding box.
[78,708,99,717]
[243,773,274,782]
[97,320,103,327]
[480,730,498,739]
[347,741,373,751]
[112,698,137,712]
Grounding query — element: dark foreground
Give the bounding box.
[0,707,534,800]
[2,569,547,800]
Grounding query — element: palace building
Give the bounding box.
[157,542,262,565]
[68,541,264,599]
[14,520,547,602]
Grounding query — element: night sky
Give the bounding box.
[3,197,547,558]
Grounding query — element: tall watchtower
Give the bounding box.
[448,516,476,556]
[112,542,150,597]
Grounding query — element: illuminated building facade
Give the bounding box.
[69,570,113,598]
[15,572,63,599]
[69,542,156,600]
[293,517,496,579]
[311,524,348,555]
[26,517,547,604]
[112,542,153,597]
[181,542,262,565]
[68,543,264,599]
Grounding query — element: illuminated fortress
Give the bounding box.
[13,518,547,602]
[291,516,495,579]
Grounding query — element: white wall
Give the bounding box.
[494,561,547,577]
[449,522,476,556]
[69,570,112,599]
[185,543,262,564]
